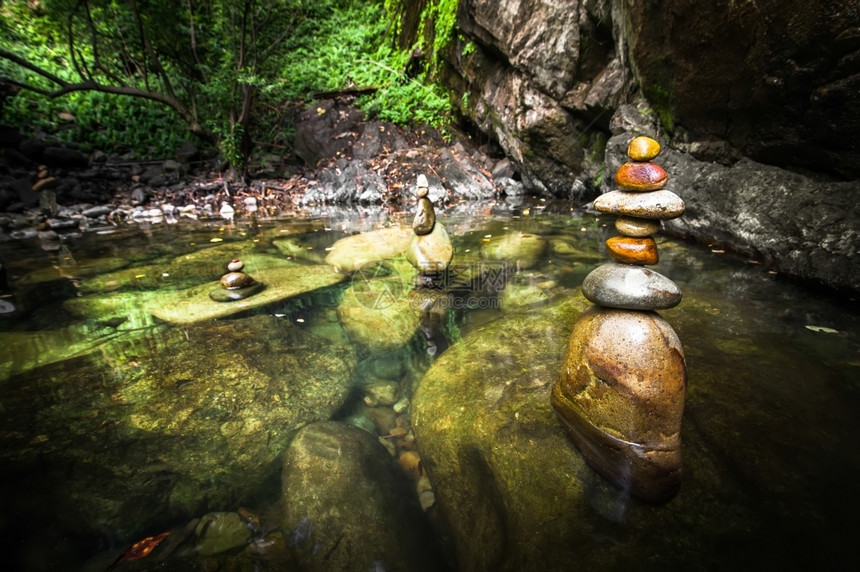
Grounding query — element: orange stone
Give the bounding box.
[606,236,659,265]
[627,136,661,161]
[615,161,668,191]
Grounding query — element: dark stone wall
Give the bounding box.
[407,0,859,291]
[627,0,860,179]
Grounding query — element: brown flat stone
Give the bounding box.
[615,162,668,191]
[606,236,659,265]
[627,136,661,161]
[615,215,661,237]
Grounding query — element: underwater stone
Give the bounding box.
[615,215,661,237]
[194,512,252,556]
[627,136,661,161]
[582,262,681,310]
[614,162,669,191]
[552,305,686,503]
[593,190,686,220]
[605,236,659,265]
[281,421,447,571]
[227,259,244,272]
[481,232,547,270]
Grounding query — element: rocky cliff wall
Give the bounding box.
[432,0,858,291]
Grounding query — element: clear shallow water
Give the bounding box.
[0,200,858,570]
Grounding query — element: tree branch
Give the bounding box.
[0,49,71,87]
[0,49,215,144]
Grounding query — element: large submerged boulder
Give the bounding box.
[410,292,859,569]
[280,421,448,571]
[0,315,356,537]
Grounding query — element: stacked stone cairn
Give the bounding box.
[406,174,454,276]
[551,136,687,503]
[209,258,264,302]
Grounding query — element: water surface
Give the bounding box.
[0,200,857,570]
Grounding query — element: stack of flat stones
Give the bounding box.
[551,136,688,503]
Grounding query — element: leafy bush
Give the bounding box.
[1,0,457,160]
[275,1,453,131]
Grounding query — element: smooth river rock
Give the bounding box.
[281,421,447,571]
[481,231,547,270]
[615,215,661,237]
[405,221,454,275]
[146,264,346,324]
[627,136,661,161]
[582,262,681,310]
[614,161,668,191]
[412,196,436,235]
[606,236,659,265]
[594,190,686,220]
[324,226,414,273]
[552,305,686,502]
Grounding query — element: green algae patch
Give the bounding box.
[78,251,292,295]
[146,264,347,324]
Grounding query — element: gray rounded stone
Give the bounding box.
[581,262,681,310]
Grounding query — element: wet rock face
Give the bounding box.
[627,0,860,179]
[551,306,687,503]
[449,0,859,181]
[434,0,857,290]
[443,0,621,195]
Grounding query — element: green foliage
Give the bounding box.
[1,0,459,160]
[214,123,246,173]
[642,82,675,133]
[276,1,453,131]
[461,39,476,57]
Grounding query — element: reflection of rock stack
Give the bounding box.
[406,175,453,276]
[552,136,687,503]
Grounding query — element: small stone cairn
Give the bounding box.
[406,174,453,276]
[551,136,687,503]
[209,258,263,302]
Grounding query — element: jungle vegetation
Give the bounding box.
[0,0,459,172]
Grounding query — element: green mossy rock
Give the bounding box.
[0,315,355,537]
[281,421,447,571]
[336,259,420,354]
[324,226,413,273]
[194,512,253,556]
[16,257,129,286]
[146,263,346,324]
[481,231,547,270]
[78,250,290,295]
[412,297,594,571]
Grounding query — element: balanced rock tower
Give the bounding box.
[552,136,687,503]
[406,174,453,276]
